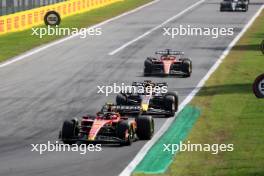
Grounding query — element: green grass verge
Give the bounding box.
[0,0,152,63]
[134,106,201,174]
[135,10,264,176]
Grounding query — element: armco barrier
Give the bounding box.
[0,0,123,35]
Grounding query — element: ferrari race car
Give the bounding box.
[144,49,192,77]
[220,0,249,12]
[115,80,178,117]
[59,105,154,146]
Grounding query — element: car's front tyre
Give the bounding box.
[165,91,179,113]
[117,121,134,146]
[61,120,78,145]
[136,115,154,140]
[144,58,153,76]
[181,58,192,77]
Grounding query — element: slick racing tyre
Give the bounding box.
[164,95,177,117]
[165,91,179,112]
[144,58,153,67]
[136,115,154,140]
[220,6,224,12]
[144,58,153,76]
[181,58,192,77]
[144,67,152,76]
[116,94,127,105]
[61,119,79,145]
[243,5,248,12]
[117,121,134,146]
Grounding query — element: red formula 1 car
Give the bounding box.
[59,104,154,146]
[144,49,192,77]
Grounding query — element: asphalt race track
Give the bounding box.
[0,0,263,175]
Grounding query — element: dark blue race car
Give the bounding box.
[220,0,249,12]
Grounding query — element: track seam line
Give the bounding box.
[118,4,264,176]
[0,0,161,68]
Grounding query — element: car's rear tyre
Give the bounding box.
[117,121,134,146]
[181,58,192,77]
[144,58,153,76]
[165,91,179,112]
[61,120,78,145]
[243,5,248,12]
[144,67,152,76]
[220,5,225,12]
[164,95,176,117]
[144,58,153,67]
[116,94,127,105]
[136,115,154,140]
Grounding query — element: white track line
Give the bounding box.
[119,4,264,176]
[108,0,205,55]
[0,0,161,68]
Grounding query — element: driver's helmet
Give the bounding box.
[101,103,114,112]
[144,81,154,95]
[106,103,115,112]
[105,112,116,120]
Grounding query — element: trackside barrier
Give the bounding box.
[0,0,123,35]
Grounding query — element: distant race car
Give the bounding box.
[115,80,178,117]
[144,49,192,77]
[220,0,249,12]
[59,104,154,146]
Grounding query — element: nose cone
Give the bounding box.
[88,136,95,141]
[163,61,172,74]
[141,103,149,112]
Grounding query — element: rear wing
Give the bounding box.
[101,104,171,116]
[113,105,141,114]
[113,105,171,116]
[155,49,184,56]
[132,81,168,87]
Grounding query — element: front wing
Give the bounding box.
[60,135,127,144]
[148,64,187,76]
[114,105,171,116]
